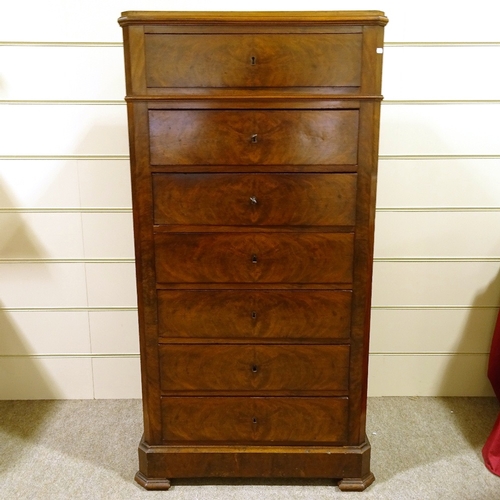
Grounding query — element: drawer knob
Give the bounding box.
[250,56,256,65]
[249,196,258,205]
[251,311,257,320]
[251,254,258,264]
[251,364,258,373]
[252,417,258,424]
[251,134,258,144]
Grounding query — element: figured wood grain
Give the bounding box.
[159,344,349,393]
[161,397,349,444]
[157,289,352,340]
[149,110,359,166]
[153,173,356,226]
[154,232,353,284]
[120,10,385,490]
[144,33,362,88]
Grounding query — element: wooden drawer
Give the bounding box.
[153,173,356,227]
[149,110,358,166]
[157,290,351,341]
[154,232,353,284]
[159,344,349,393]
[161,397,349,444]
[145,33,362,88]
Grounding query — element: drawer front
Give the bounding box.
[145,33,362,88]
[157,290,351,340]
[153,173,357,227]
[149,110,358,166]
[159,345,349,393]
[154,232,353,284]
[161,397,348,444]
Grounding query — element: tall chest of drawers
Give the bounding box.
[119,11,387,492]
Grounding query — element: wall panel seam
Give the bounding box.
[4,154,499,160]
[380,155,500,160]
[372,305,500,310]
[369,352,490,356]
[0,208,132,213]
[0,100,125,105]
[0,353,139,358]
[0,258,134,263]
[2,100,499,106]
[3,257,500,263]
[377,207,500,212]
[0,155,129,160]
[0,352,489,358]
[0,307,137,312]
[0,42,123,47]
[2,41,499,48]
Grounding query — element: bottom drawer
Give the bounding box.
[161,397,348,444]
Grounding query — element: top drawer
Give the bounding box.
[144,33,362,88]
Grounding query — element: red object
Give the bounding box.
[482,310,500,475]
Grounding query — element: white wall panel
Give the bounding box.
[380,104,500,156]
[372,262,500,307]
[0,311,90,354]
[0,213,84,259]
[77,160,131,208]
[85,263,137,307]
[81,213,134,259]
[0,263,87,308]
[370,308,497,354]
[374,212,500,258]
[368,354,493,397]
[377,159,500,208]
[0,105,128,156]
[0,357,93,399]
[382,46,500,101]
[0,159,131,209]
[92,357,141,399]
[89,311,139,354]
[0,46,125,101]
[0,160,80,208]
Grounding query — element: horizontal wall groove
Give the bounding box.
[377,207,500,212]
[2,100,499,107]
[374,257,500,262]
[0,258,134,264]
[0,208,132,213]
[0,352,488,359]
[369,352,489,356]
[372,305,500,310]
[383,100,500,105]
[0,307,137,312]
[380,154,500,160]
[2,41,499,48]
[2,154,498,161]
[0,353,139,359]
[0,155,129,160]
[0,41,123,47]
[0,100,125,106]
[385,42,500,47]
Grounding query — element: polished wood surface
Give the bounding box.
[145,33,362,88]
[119,10,386,491]
[159,344,349,393]
[153,173,356,226]
[157,289,352,340]
[161,397,349,444]
[154,232,354,283]
[149,110,359,166]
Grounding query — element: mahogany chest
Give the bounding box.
[118,11,387,492]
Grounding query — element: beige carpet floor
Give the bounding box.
[0,397,499,499]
